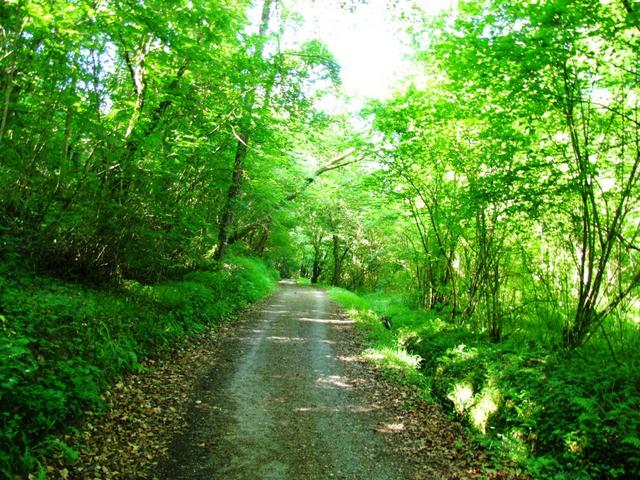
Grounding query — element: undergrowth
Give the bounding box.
[0,257,278,478]
[328,287,640,479]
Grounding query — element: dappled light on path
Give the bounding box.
[376,422,406,433]
[298,316,355,324]
[157,283,409,480]
[315,374,354,389]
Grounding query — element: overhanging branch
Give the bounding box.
[228,147,360,246]
[287,147,358,201]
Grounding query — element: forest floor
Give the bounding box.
[48,281,523,480]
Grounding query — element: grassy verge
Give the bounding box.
[0,257,278,478]
[327,287,426,388]
[328,287,640,480]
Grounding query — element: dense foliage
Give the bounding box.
[0,257,278,477]
[329,288,640,479]
[292,0,640,477]
[0,0,319,476]
[0,0,335,283]
[2,0,640,478]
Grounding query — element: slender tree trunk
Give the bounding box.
[215,0,273,260]
[331,234,342,286]
[311,245,324,284]
[215,135,249,259]
[559,63,640,347]
[0,71,14,142]
[0,21,23,143]
[311,260,322,284]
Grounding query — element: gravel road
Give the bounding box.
[157,281,411,479]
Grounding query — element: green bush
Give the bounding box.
[409,331,640,478]
[0,257,278,477]
[329,287,640,479]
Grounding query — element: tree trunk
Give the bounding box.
[310,240,326,284]
[311,259,322,284]
[214,0,273,260]
[215,134,249,260]
[331,234,341,286]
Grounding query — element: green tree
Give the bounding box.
[430,0,640,346]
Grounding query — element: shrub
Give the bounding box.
[329,287,640,479]
[0,257,278,477]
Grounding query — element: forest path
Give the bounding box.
[157,280,411,479]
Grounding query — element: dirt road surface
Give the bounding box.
[157,281,412,479]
